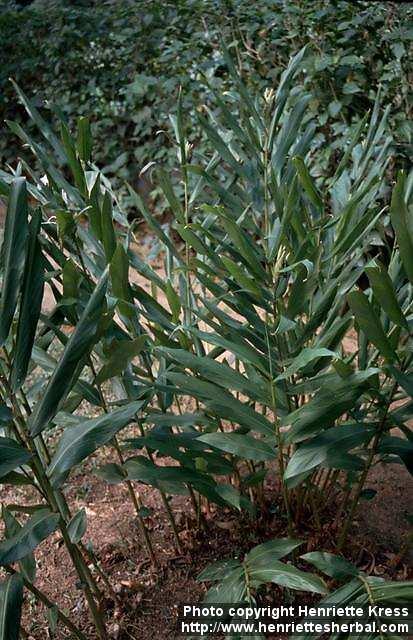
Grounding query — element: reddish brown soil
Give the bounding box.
[1,452,410,640]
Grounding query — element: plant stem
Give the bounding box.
[87,356,156,565]
[0,373,107,639]
[337,381,398,551]
[112,436,157,565]
[137,420,182,552]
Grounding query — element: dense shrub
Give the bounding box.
[0,0,412,200]
[0,46,412,637]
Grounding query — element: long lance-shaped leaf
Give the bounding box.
[29,270,109,436]
[127,185,182,262]
[268,45,308,154]
[0,178,28,346]
[47,400,145,483]
[198,432,275,462]
[245,539,303,566]
[11,81,66,164]
[284,423,376,487]
[96,336,147,384]
[0,438,31,479]
[249,561,327,594]
[10,211,45,390]
[0,574,23,640]
[277,347,337,380]
[155,347,270,403]
[347,290,398,363]
[390,172,413,284]
[301,552,359,580]
[166,372,273,436]
[221,41,264,132]
[365,262,408,329]
[198,113,249,180]
[3,508,36,582]
[0,509,59,566]
[284,370,378,443]
[100,191,117,263]
[156,168,185,224]
[292,156,323,214]
[110,243,134,321]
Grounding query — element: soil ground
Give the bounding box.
[2,455,410,640]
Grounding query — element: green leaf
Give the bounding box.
[110,243,134,319]
[67,508,87,544]
[214,484,243,511]
[56,210,75,241]
[157,168,184,223]
[156,347,269,403]
[2,507,36,582]
[204,567,246,604]
[0,509,59,566]
[379,435,413,475]
[95,463,126,484]
[343,82,361,94]
[165,280,181,323]
[10,211,44,390]
[47,605,59,635]
[0,178,28,346]
[29,270,108,436]
[277,348,337,380]
[199,432,275,462]
[96,336,147,384]
[124,455,211,487]
[221,255,262,297]
[365,263,408,329]
[101,191,117,263]
[188,328,268,375]
[62,259,80,301]
[0,405,12,426]
[245,539,303,565]
[216,212,267,281]
[390,172,413,284]
[347,290,397,362]
[301,552,359,580]
[166,372,273,436]
[0,574,23,640]
[87,173,103,240]
[47,401,144,483]
[293,157,323,213]
[11,81,66,162]
[76,116,92,162]
[60,122,86,195]
[248,559,327,594]
[285,423,375,487]
[284,371,377,443]
[0,471,33,486]
[198,558,241,582]
[0,438,31,479]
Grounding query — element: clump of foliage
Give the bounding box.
[0,0,411,198]
[0,45,412,638]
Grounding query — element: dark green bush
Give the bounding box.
[1,0,411,198]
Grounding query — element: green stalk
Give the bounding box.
[87,357,156,564]
[112,435,157,565]
[2,355,108,599]
[69,237,169,564]
[137,420,182,552]
[0,372,107,639]
[337,381,398,551]
[266,331,294,537]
